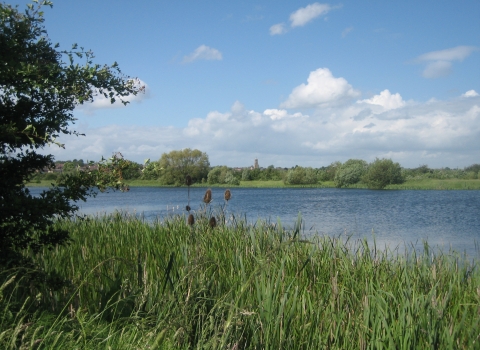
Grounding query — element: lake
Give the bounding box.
[28,187,480,258]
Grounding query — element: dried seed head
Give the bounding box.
[188,214,195,226]
[203,189,212,204]
[185,175,192,186]
[224,189,231,201]
[209,216,216,228]
[186,205,191,212]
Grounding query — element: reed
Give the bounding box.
[1,211,479,349]
[2,185,480,349]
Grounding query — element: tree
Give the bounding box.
[241,168,252,181]
[157,148,209,185]
[284,166,318,185]
[362,158,404,189]
[207,166,228,184]
[334,159,368,188]
[0,2,141,268]
[207,166,239,185]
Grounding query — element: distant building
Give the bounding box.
[254,158,259,169]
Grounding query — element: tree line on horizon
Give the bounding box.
[33,149,480,190]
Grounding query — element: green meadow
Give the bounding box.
[1,209,479,349]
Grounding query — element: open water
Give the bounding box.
[29,187,480,258]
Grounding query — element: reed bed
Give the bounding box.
[1,210,479,349]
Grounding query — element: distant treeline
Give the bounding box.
[32,149,480,189]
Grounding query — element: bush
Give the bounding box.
[224,172,240,185]
[284,167,318,185]
[362,158,404,189]
[241,168,252,181]
[334,159,368,188]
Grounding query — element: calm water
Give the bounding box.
[29,187,480,258]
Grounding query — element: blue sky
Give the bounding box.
[18,1,480,168]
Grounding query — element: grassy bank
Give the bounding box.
[28,178,480,190]
[1,212,479,349]
[387,179,480,190]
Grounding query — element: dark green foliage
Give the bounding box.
[334,159,368,188]
[362,158,405,189]
[0,2,140,268]
[157,148,210,185]
[402,164,479,180]
[465,163,480,174]
[121,160,142,180]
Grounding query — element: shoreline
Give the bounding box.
[26,178,480,190]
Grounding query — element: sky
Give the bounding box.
[14,0,480,168]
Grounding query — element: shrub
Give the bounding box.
[224,172,240,185]
[334,159,368,188]
[284,167,318,185]
[362,158,404,189]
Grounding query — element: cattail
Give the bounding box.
[186,205,191,212]
[224,189,231,201]
[203,189,212,204]
[209,216,216,228]
[188,213,195,226]
[185,174,192,186]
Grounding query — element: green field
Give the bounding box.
[2,212,479,349]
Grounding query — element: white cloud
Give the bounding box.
[280,68,360,109]
[47,95,480,168]
[270,2,335,35]
[358,90,406,111]
[289,3,331,27]
[416,46,478,62]
[463,90,479,97]
[414,45,478,79]
[47,68,480,169]
[183,45,223,63]
[270,23,287,35]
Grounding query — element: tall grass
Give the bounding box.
[1,206,479,349]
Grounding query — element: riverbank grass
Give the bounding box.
[27,178,480,189]
[1,213,479,348]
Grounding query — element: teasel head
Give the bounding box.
[186,205,191,212]
[224,189,231,202]
[188,213,195,226]
[203,189,212,204]
[185,174,192,187]
[209,216,216,228]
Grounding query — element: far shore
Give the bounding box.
[27,178,480,190]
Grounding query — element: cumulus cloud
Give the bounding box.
[281,68,360,109]
[183,45,223,63]
[463,90,479,97]
[270,2,335,35]
[358,89,406,111]
[48,68,480,169]
[263,109,304,120]
[413,45,478,79]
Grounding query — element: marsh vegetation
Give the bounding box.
[1,188,479,348]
